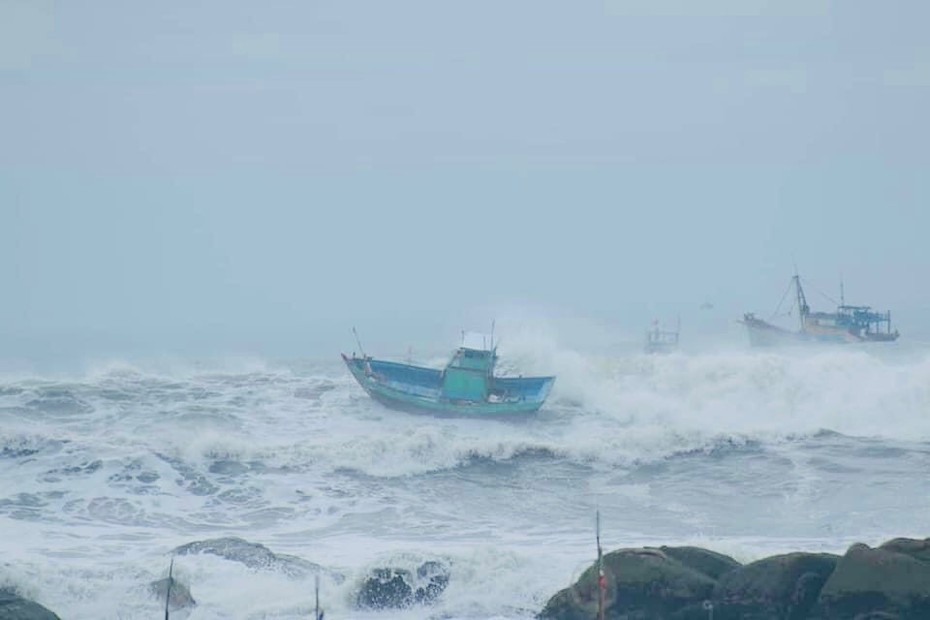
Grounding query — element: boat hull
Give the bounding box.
[741,314,897,347]
[342,354,554,417]
[741,315,808,347]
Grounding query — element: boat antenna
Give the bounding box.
[164,557,174,620]
[490,320,496,350]
[596,509,606,620]
[840,275,845,307]
[352,326,367,358]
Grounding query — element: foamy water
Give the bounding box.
[2,342,930,618]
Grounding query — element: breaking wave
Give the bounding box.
[3,344,930,618]
[2,346,929,479]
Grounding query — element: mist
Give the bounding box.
[2,1,928,366]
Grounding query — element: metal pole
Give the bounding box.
[597,510,605,620]
[164,557,174,620]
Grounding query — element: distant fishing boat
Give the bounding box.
[741,274,899,347]
[644,318,680,354]
[342,331,555,416]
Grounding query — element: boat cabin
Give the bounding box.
[440,333,497,402]
[644,319,680,354]
[803,305,897,339]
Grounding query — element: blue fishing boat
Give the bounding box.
[342,333,555,416]
[742,274,899,347]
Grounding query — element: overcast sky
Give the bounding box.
[1,1,928,363]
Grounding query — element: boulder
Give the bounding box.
[878,537,930,564]
[539,547,732,619]
[0,588,60,620]
[654,546,742,581]
[173,537,340,581]
[355,561,450,610]
[814,539,930,619]
[539,539,930,620]
[712,552,838,620]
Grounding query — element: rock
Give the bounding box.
[814,539,930,619]
[712,552,838,620]
[0,587,61,620]
[149,577,196,612]
[414,561,450,604]
[539,540,930,620]
[654,546,742,581]
[539,547,723,620]
[878,537,930,564]
[173,537,340,581]
[356,568,411,610]
[355,561,450,610]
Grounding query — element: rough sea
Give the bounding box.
[2,338,930,618]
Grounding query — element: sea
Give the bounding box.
[2,337,930,619]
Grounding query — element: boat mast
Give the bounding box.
[793,274,809,330]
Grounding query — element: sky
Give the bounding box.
[1,1,928,363]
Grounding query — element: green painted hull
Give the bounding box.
[342,354,552,417]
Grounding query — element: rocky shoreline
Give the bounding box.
[540,537,930,620]
[2,536,928,619]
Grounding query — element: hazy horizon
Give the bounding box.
[3,1,928,365]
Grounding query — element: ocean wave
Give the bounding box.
[2,348,929,479]
[3,344,930,618]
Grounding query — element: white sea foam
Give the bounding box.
[2,343,930,617]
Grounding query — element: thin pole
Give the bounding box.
[164,557,174,620]
[597,510,605,620]
[315,574,320,620]
[352,326,367,358]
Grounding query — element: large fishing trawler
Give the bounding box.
[741,274,899,347]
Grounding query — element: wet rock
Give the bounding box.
[149,577,196,612]
[878,537,930,564]
[814,539,930,619]
[355,561,450,609]
[654,546,742,581]
[539,547,723,620]
[540,540,930,620]
[413,561,450,604]
[173,537,339,580]
[0,587,61,620]
[356,568,412,610]
[712,551,838,619]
